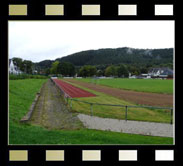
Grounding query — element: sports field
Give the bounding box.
[63,79,172,123]
[9,79,173,144]
[52,79,96,97]
[78,78,173,94]
[67,79,173,107]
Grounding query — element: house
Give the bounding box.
[148,67,173,78]
[9,60,23,75]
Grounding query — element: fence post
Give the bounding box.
[64,95,66,103]
[90,104,93,116]
[70,98,72,108]
[67,97,69,104]
[125,106,128,121]
[170,108,173,124]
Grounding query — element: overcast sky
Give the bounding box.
[9,21,174,62]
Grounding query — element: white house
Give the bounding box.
[9,60,23,75]
[148,68,173,78]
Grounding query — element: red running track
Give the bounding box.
[52,79,96,98]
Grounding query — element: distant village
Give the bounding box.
[128,67,173,79]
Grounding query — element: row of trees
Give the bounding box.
[13,57,172,78]
[41,60,172,77]
[78,64,152,77]
[78,64,143,77]
[105,65,129,77]
[79,65,97,77]
[46,60,131,78]
[12,57,148,77]
[47,61,76,76]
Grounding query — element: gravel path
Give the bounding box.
[30,80,83,130]
[78,114,173,137]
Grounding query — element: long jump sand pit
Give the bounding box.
[53,79,96,98]
[65,79,173,107]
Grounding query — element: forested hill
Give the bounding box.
[35,60,53,70]
[56,47,173,67]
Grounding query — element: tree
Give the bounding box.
[128,65,140,76]
[23,60,33,74]
[96,70,104,77]
[140,67,148,74]
[79,65,97,77]
[45,68,50,76]
[105,65,117,77]
[89,66,97,77]
[57,62,75,76]
[50,61,59,74]
[12,57,23,69]
[117,64,129,77]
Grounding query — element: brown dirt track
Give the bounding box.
[65,79,173,107]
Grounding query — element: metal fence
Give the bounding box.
[51,78,173,124]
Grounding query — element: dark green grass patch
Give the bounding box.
[78,78,173,94]
[9,123,173,145]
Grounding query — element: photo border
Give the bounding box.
[1,0,180,165]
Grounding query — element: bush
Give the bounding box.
[9,74,48,80]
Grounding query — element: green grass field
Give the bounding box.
[9,79,173,144]
[63,80,172,123]
[77,78,173,94]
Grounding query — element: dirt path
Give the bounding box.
[30,80,83,130]
[78,114,173,137]
[65,79,173,107]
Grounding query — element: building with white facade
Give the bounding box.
[9,60,23,75]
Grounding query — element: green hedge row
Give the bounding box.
[9,74,48,80]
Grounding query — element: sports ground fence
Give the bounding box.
[51,78,173,124]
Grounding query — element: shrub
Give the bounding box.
[9,74,48,80]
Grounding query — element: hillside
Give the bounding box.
[34,47,173,73]
[56,47,173,67]
[34,60,53,70]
